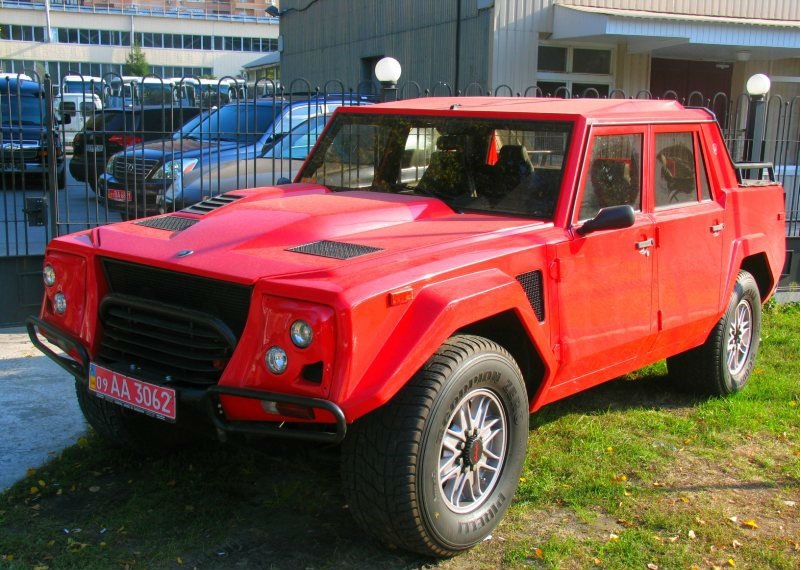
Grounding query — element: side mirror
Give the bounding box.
[576,205,635,236]
[276,177,292,185]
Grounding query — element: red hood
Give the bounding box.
[76,185,544,285]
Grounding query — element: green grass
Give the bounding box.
[1,304,798,569]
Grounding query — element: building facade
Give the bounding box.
[276,0,799,103]
[0,0,279,79]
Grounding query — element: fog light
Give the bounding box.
[43,264,56,287]
[265,346,288,374]
[54,292,67,314]
[290,320,313,348]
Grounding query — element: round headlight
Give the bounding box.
[43,264,56,287]
[265,346,288,374]
[290,320,313,348]
[54,292,67,314]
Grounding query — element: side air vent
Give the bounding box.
[516,270,545,322]
[182,193,244,215]
[287,240,383,260]
[134,216,198,232]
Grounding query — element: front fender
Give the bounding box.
[337,268,555,421]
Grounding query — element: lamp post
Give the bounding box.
[743,73,771,165]
[375,57,402,102]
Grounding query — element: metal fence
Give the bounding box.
[0,72,798,322]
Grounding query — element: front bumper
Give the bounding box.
[98,174,165,216]
[26,316,347,444]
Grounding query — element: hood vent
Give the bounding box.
[134,215,198,232]
[287,240,383,260]
[182,193,244,215]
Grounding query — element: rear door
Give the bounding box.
[647,126,725,356]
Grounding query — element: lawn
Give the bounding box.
[1,303,798,570]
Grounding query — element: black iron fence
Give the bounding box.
[0,72,798,322]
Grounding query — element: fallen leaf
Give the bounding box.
[741,519,758,529]
[612,474,628,483]
[667,535,679,543]
[647,564,659,570]
[29,486,40,495]
[89,486,100,493]
[533,548,543,558]
[728,516,738,524]
[38,480,46,487]
[728,558,737,567]
[695,517,707,525]
[26,468,37,477]
[679,496,690,503]
[177,556,184,565]
[688,529,697,539]
[732,539,743,548]
[652,482,665,487]
[606,446,614,452]
[593,558,602,565]
[609,533,620,541]
[77,437,89,448]
[617,518,634,528]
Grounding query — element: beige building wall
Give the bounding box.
[0,7,278,78]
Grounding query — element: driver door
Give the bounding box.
[550,127,656,390]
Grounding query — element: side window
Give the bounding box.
[579,134,642,220]
[654,132,698,208]
[698,146,712,201]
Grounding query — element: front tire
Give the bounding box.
[667,270,762,396]
[341,335,529,556]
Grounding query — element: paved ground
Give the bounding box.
[0,326,86,492]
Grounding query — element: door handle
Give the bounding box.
[710,223,725,234]
[635,238,654,250]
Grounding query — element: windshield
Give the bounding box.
[0,93,45,126]
[63,81,102,97]
[299,114,572,219]
[186,102,282,144]
[267,115,328,160]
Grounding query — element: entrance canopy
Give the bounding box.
[551,4,799,61]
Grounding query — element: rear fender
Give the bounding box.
[341,269,556,421]
[723,234,781,306]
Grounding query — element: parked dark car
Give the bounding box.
[98,94,374,218]
[160,113,330,212]
[1,75,67,191]
[69,105,201,193]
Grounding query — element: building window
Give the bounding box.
[537,44,614,98]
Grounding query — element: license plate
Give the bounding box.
[85,144,104,153]
[89,363,176,421]
[107,188,132,202]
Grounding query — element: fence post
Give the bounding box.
[44,73,59,240]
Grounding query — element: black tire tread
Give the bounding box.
[341,335,515,557]
[667,270,761,396]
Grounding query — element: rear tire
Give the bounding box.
[341,335,529,556]
[667,270,762,396]
[75,380,196,454]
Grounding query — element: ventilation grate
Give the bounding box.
[287,240,383,260]
[134,215,198,232]
[182,193,244,215]
[516,270,545,322]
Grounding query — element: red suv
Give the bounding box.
[29,98,785,557]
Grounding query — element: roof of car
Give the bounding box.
[343,97,713,124]
[0,76,44,94]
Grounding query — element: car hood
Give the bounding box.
[84,185,544,287]
[166,156,305,203]
[128,138,253,161]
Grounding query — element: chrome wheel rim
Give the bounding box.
[727,298,753,375]
[438,388,507,513]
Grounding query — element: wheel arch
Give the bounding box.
[340,269,557,422]
[456,310,547,410]
[740,252,774,301]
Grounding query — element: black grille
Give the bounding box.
[98,294,236,385]
[134,216,198,232]
[111,156,160,181]
[516,270,545,322]
[99,259,252,384]
[287,240,383,260]
[182,193,243,215]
